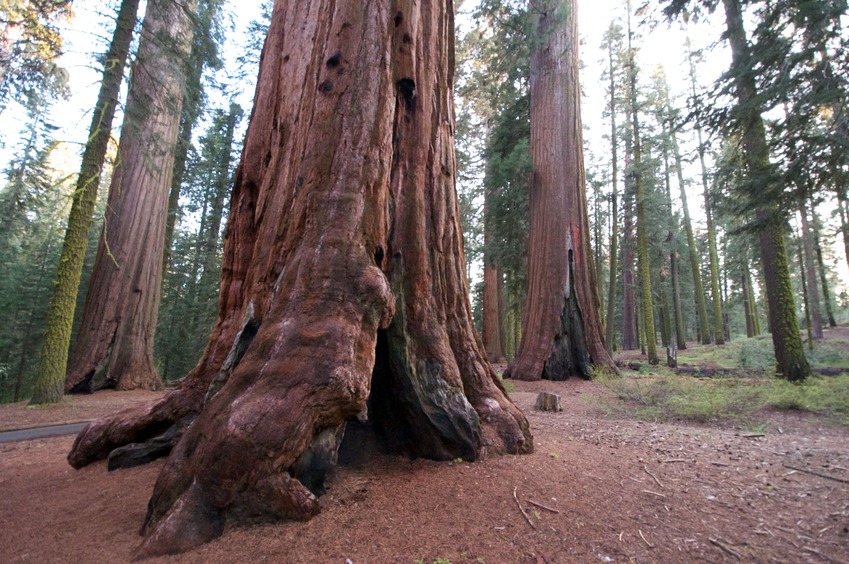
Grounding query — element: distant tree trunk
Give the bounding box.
[661,120,686,349]
[798,203,823,339]
[836,182,849,274]
[683,48,713,346]
[63,0,196,394]
[506,0,613,381]
[29,0,141,404]
[604,31,619,353]
[809,199,837,327]
[622,151,638,350]
[747,271,761,336]
[658,281,672,348]
[703,179,724,345]
[482,193,505,362]
[671,134,710,345]
[722,0,810,381]
[796,240,814,348]
[741,268,754,337]
[68,2,531,556]
[626,3,657,364]
[694,93,724,344]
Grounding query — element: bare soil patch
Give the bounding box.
[1,381,847,563]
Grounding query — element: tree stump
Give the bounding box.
[534,392,562,412]
[667,345,678,368]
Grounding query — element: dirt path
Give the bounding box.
[1,380,847,563]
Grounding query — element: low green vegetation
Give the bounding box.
[600,371,849,425]
[602,334,849,426]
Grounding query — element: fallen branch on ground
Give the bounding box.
[782,464,849,484]
[513,487,536,530]
[527,499,560,514]
[709,537,741,560]
[644,466,664,488]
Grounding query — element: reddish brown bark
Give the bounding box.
[482,260,505,362]
[68,1,531,557]
[505,0,613,381]
[64,0,195,393]
[482,194,505,362]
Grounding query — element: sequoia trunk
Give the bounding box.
[482,194,505,362]
[63,0,195,394]
[68,1,531,557]
[506,0,612,381]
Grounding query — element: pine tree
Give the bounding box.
[0,0,70,114]
[719,0,811,381]
[602,21,624,353]
[0,98,64,401]
[30,0,142,404]
[625,0,657,364]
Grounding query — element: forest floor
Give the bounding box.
[1,339,848,563]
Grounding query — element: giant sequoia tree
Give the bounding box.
[506,0,612,380]
[68,1,531,556]
[63,0,196,393]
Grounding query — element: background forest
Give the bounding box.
[1,0,847,402]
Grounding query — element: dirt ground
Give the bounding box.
[1,379,847,563]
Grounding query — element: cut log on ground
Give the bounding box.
[534,392,562,412]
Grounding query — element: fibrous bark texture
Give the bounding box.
[30,0,141,404]
[482,195,505,362]
[506,0,613,381]
[69,0,531,557]
[64,0,195,394]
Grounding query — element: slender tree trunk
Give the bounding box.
[809,199,837,327]
[742,269,754,338]
[798,203,823,339]
[722,0,810,381]
[836,182,849,274]
[68,2,532,556]
[658,280,671,348]
[622,144,638,350]
[604,34,619,353]
[704,183,724,344]
[671,138,712,347]
[662,120,686,349]
[693,107,724,344]
[507,0,612,381]
[29,0,141,404]
[797,240,814,348]
[625,3,657,364]
[64,0,196,394]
